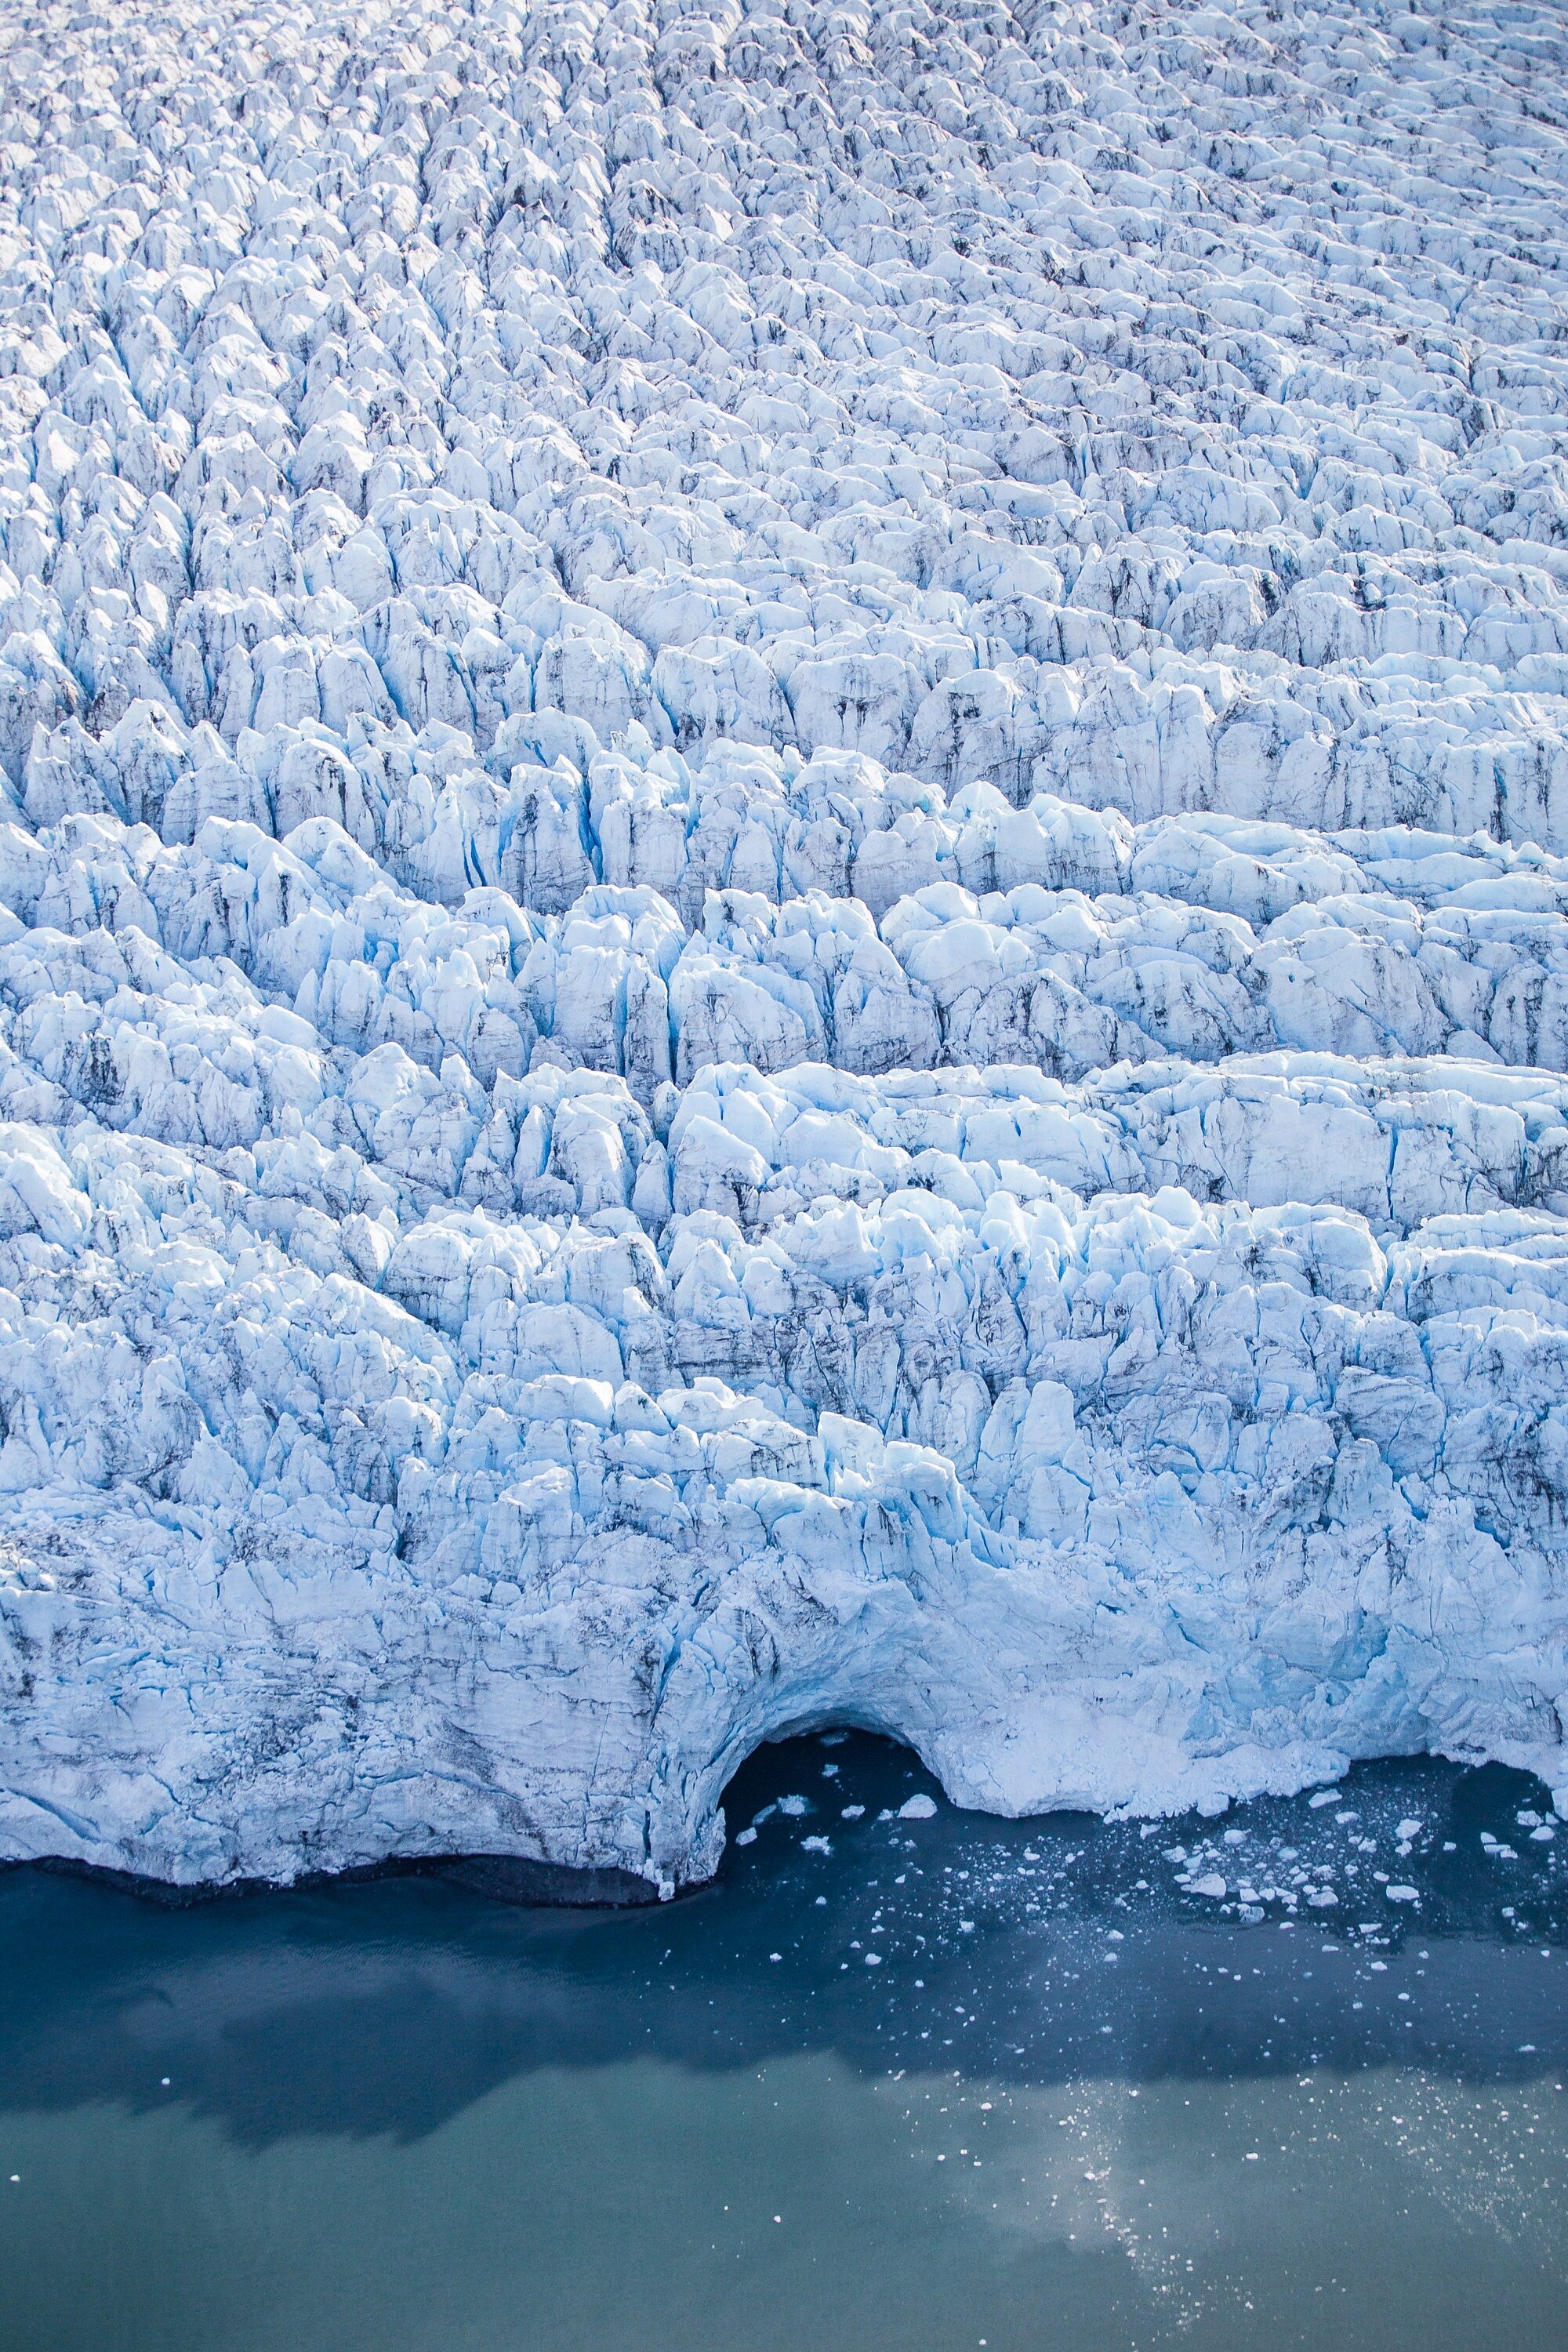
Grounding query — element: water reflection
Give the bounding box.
[2,1738,1563,2151]
[4,1740,1567,2352]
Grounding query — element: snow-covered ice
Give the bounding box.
[0,0,1566,1889]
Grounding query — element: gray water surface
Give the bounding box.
[2,1737,1566,2352]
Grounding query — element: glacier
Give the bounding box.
[1,0,1567,1890]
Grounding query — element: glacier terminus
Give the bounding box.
[1,0,1566,1891]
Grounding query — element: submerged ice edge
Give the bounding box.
[1,0,1567,1889]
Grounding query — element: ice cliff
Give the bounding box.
[1,0,1567,1889]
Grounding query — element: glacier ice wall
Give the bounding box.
[1,0,1567,1887]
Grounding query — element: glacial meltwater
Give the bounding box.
[3,1736,1566,2352]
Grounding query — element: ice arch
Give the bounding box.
[610,1547,1351,1893]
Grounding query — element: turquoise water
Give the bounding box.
[2,1736,1566,2352]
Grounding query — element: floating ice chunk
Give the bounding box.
[899,1795,938,1821]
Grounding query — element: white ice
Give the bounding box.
[0,0,1566,1889]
